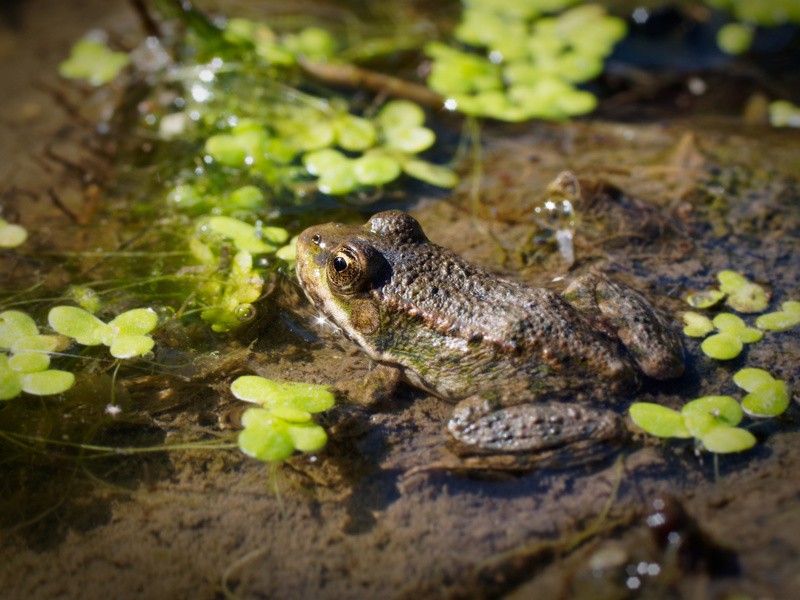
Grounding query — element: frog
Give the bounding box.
[295,209,685,465]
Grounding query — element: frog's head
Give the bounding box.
[295,211,428,355]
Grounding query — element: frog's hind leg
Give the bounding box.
[447,395,625,456]
[563,273,684,380]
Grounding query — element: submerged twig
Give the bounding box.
[298,57,445,109]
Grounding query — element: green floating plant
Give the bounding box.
[300,100,458,194]
[756,300,800,331]
[769,100,800,128]
[190,219,274,332]
[48,306,158,359]
[684,290,725,310]
[700,313,763,360]
[59,37,130,86]
[716,22,754,55]
[0,219,27,248]
[426,2,626,121]
[682,311,715,338]
[733,367,791,418]
[630,396,756,454]
[0,310,74,399]
[708,0,800,55]
[195,248,264,333]
[685,270,769,315]
[198,215,289,254]
[717,270,769,313]
[223,20,338,66]
[202,99,457,196]
[231,375,335,462]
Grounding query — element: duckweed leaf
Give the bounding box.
[701,332,743,360]
[383,126,436,154]
[318,163,358,195]
[8,335,67,373]
[238,410,296,461]
[717,270,769,313]
[700,426,756,454]
[205,134,248,167]
[0,356,22,400]
[20,370,75,396]
[109,335,155,359]
[756,301,800,331]
[352,154,401,186]
[717,23,754,55]
[713,313,763,343]
[270,406,312,423]
[0,310,39,349]
[402,160,459,189]
[0,219,27,248]
[742,381,790,418]
[203,216,286,253]
[732,367,775,393]
[287,421,328,452]
[685,290,725,309]
[230,376,335,413]
[629,403,691,439]
[229,185,265,210]
[681,396,742,438]
[59,38,130,86]
[108,308,158,337]
[682,312,714,338]
[275,235,298,264]
[769,100,800,128]
[733,369,791,418]
[303,148,348,176]
[48,306,107,346]
[334,115,377,151]
[377,100,426,130]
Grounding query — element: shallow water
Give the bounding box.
[1,1,799,598]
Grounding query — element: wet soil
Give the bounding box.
[1,1,799,599]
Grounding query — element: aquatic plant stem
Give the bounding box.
[221,547,269,600]
[298,57,445,109]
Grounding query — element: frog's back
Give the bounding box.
[368,218,637,394]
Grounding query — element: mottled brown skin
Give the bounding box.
[296,210,685,457]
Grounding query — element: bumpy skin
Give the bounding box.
[296,211,685,456]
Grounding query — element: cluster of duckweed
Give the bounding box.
[425,1,626,121]
[682,270,790,360]
[630,270,796,455]
[0,311,74,399]
[1,305,158,400]
[231,376,334,462]
[630,365,791,454]
[154,14,457,197]
[48,306,159,359]
[708,0,800,54]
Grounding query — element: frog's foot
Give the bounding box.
[563,273,685,380]
[447,396,625,456]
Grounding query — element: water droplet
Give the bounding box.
[235,303,256,322]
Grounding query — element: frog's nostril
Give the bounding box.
[311,233,321,245]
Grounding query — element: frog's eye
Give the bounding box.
[327,245,368,294]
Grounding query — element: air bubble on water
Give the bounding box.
[235,303,256,322]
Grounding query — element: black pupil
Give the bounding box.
[333,255,348,272]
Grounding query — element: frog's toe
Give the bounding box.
[447,397,625,455]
